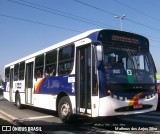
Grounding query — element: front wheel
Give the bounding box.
[15,93,23,109]
[58,96,73,123]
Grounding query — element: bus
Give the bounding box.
[4,29,158,123]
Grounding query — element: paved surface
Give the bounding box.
[0,91,160,133]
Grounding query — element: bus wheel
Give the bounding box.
[58,96,73,123]
[15,93,22,109]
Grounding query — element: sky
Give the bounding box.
[0,0,160,79]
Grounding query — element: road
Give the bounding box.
[0,90,160,133]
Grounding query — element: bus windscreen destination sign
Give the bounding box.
[97,30,149,50]
[112,35,140,45]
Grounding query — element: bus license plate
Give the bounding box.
[133,104,142,109]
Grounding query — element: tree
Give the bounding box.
[0,75,4,86]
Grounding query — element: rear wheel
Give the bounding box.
[15,93,22,109]
[58,96,73,123]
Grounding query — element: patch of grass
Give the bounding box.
[0,118,12,125]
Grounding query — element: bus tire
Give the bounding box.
[58,96,73,123]
[15,93,22,109]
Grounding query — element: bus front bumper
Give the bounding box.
[98,93,158,116]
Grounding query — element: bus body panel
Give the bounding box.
[32,94,57,110]
[20,92,25,105]
[69,96,76,114]
[3,29,158,122]
[13,80,25,93]
[99,93,158,116]
[3,91,9,101]
[91,96,99,117]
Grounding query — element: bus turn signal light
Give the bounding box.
[93,104,96,109]
[107,89,111,94]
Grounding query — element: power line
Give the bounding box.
[114,0,160,23]
[20,0,160,42]
[71,0,160,40]
[3,0,160,45]
[125,18,160,32]
[73,0,160,45]
[149,39,160,43]
[73,0,160,32]
[73,0,116,16]
[8,0,160,40]
[0,13,81,33]
[8,0,115,28]
[150,45,160,48]
[0,13,160,48]
[122,29,160,43]
[19,0,116,28]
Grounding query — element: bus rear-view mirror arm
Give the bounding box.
[96,45,103,61]
[95,45,104,70]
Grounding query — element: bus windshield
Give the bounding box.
[103,47,155,84]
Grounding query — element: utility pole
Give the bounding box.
[114,14,126,30]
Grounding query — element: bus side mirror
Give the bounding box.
[96,45,103,61]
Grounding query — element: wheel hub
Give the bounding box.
[61,102,70,117]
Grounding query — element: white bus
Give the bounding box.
[4,29,158,123]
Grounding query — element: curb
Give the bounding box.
[0,109,17,125]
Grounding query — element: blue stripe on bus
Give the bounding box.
[34,75,75,95]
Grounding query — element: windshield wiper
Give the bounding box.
[126,49,138,82]
[130,50,140,69]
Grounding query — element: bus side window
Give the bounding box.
[5,67,10,82]
[58,44,74,75]
[45,50,57,77]
[14,63,19,81]
[19,61,25,80]
[35,54,44,79]
[35,70,42,78]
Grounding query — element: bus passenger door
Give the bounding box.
[25,61,33,104]
[9,68,14,101]
[76,44,99,116]
[76,44,92,115]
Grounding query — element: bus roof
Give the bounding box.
[5,29,148,68]
[5,29,101,67]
